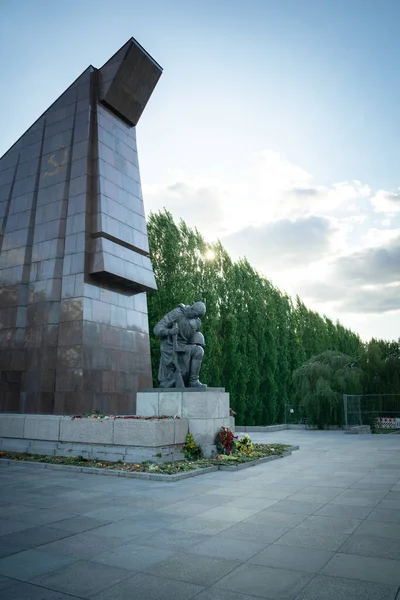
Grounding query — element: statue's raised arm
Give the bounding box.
[154,302,207,390]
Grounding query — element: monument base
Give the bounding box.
[136,389,234,458]
[0,414,188,464]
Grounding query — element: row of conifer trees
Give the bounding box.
[146,210,363,426]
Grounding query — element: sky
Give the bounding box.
[1,0,400,341]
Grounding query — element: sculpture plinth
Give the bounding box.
[137,389,234,457]
[0,39,162,415]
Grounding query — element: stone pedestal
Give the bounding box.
[0,413,187,463]
[136,388,233,457]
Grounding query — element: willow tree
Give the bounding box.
[292,350,363,428]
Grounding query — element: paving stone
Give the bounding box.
[35,531,128,559]
[351,482,393,491]
[187,536,266,561]
[0,506,38,520]
[0,581,83,599]
[256,484,307,493]
[155,501,211,517]
[203,487,247,497]
[219,522,289,544]
[321,553,400,586]
[49,515,112,534]
[84,505,153,521]
[355,520,400,539]
[249,544,334,573]
[377,498,400,510]
[267,500,324,514]
[145,552,239,586]
[386,491,400,501]
[0,526,74,550]
[0,549,76,581]
[0,576,13,591]
[90,542,176,571]
[315,504,373,520]
[45,500,109,514]
[300,486,347,498]
[91,572,203,600]
[11,509,79,526]
[32,560,131,598]
[367,508,400,523]
[310,479,357,489]
[135,528,211,551]
[329,493,384,507]
[296,515,361,535]
[364,476,400,485]
[339,534,400,560]
[243,509,308,528]
[168,518,235,535]
[194,590,264,600]
[275,528,350,551]
[242,489,292,500]
[124,511,184,529]
[223,497,279,510]
[196,506,260,522]
[189,493,234,504]
[336,488,387,500]
[294,574,398,600]
[286,493,336,504]
[215,563,312,599]
[84,520,154,540]
[0,541,23,559]
[0,520,35,536]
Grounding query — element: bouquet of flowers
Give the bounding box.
[215,427,237,455]
[182,432,202,460]
[236,434,254,455]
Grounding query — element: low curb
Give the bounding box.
[0,446,299,482]
[217,445,299,471]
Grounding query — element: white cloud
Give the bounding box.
[222,216,336,272]
[144,151,375,239]
[301,281,400,315]
[144,149,400,338]
[371,189,400,214]
[144,175,227,237]
[332,236,400,285]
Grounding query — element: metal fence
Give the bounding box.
[343,394,400,430]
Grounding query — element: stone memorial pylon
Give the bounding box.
[0,39,162,415]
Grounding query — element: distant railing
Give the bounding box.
[343,394,400,430]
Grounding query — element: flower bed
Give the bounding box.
[0,442,292,475]
[71,412,180,421]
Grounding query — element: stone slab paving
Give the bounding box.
[0,430,399,600]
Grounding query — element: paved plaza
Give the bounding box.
[0,430,399,600]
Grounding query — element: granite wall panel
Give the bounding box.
[0,38,161,415]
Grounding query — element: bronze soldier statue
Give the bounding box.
[154,302,207,389]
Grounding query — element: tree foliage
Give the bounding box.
[292,340,400,428]
[292,351,363,428]
[146,210,395,426]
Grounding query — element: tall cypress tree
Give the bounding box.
[146,210,365,424]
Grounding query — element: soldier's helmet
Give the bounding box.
[190,332,206,347]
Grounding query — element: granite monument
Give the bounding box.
[0,38,162,415]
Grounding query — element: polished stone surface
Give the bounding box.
[0,38,162,414]
[0,430,400,599]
